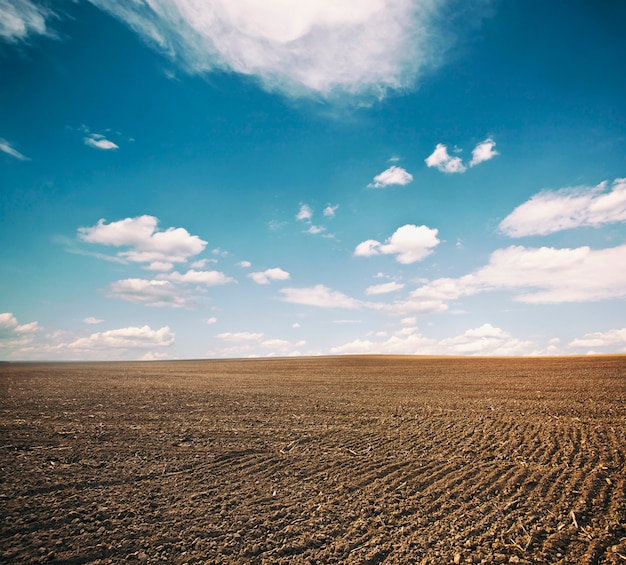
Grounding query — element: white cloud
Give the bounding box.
[292,322,301,329]
[569,328,626,350]
[249,267,290,285]
[354,224,440,264]
[206,317,217,324]
[144,261,175,271]
[78,215,207,266]
[216,331,264,342]
[331,323,533,356]
[88,0,449,102]
[67,325,174,350]
[368,165,413,188]
[158,269,234,286]
[261,338,306,356]
[296,204,313,222]
[323,204,339,218]
[0,0,52,43]
[425,144,466,173]
[281,284,363,309]
[0,313,40,353]
[107,278,192,308]
[0,138,30,161]
[83,317,104,325]
[238,260,252,268]
[84,133,119,150]
[499,178,626,237]
[402,243,626,312]
[306,225,326,235]
[365,281,405,295]
[469,138,498,167]
[426,139,498,173]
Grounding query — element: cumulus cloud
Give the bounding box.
[0,0,52,43]
[469,138,498,167]
[425,144,466,173]
[206,317,217,324]
[499,178,626,237]
[368,165,413,188]
[84,133,119,150]
[569,328,626,350]
[365,281,405,295]
[280,284,363,309]
[0,312,40,348]
[78,215,207,267]
[107,278,192,308]
[400,243,626,313]
[324,204,339,218]
[238,260,252,268]
[0,138,30,161]
[67,325,174,350]
[249,267,290,285]
[296,204,313,222]
[426,139,498,173]
[306,225,326,235]
[354,224,440,264]
[88,0,450,102]
[83,317,104,325]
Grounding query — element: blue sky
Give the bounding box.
[1,0,625,360]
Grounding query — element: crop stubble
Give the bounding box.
[1,355,625,564]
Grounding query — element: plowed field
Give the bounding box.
[1,356,625,564]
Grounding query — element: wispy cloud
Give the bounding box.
[84,133,119,150]
[354,224,440,264]
[0,0,53,43]
[0,138,30,161]
[281,284,363,309]
[368,165,413,188]
[365,281,405,295]
[216,332,264,342]
[249,268,290,285]
[88,0,453,102]
[83,317,104,325]
[499,178,626,237]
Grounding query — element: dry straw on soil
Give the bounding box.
[1,355,625,564]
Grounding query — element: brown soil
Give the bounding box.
[1,355,625,564]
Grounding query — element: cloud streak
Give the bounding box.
[500,178,626,237]
[0,138,30,161]
[0,0,52,43]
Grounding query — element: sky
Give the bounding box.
[1,0,625,361]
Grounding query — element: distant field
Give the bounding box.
[1,356,625,564]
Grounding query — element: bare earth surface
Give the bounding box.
[1,356,625,564]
